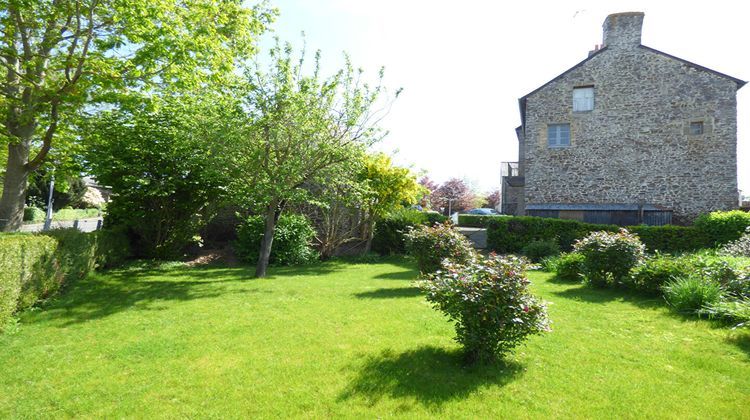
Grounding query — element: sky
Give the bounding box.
[263,0,749,195]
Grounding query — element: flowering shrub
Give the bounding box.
[573,229,645,287]
[417,255,550,364]
[720,227,750,258]
[405,222,475,274]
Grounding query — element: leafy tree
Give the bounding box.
[358,153,423,252]
[226,41,396,277]
[83,96,239,258]
[0,0,274,231]
[430,178,477,215]
[486,190,501,210]
[418,176,438,209]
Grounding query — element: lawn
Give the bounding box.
[1,258,748,418]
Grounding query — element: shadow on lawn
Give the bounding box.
[35,267,264,327]
[354,287,422,299]
[727,332,750,360]
[551,284,663,310]
[339,346,523,407]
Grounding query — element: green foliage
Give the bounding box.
[573,229,646,287]
[95,228,132,269]
[405,223,475,274]
[487,216,619,254]
[417,255,550,364]
[235,214,319,266]
[663,275,723,314]
[84,98,233,259]
[0,0,274,230]
[486,216,725,255]
[628,254,689,294]
[720,228,750,257]
[521,239,560,263]
[701,299,750,328]
[694,210,750,246]
[458,214,506,228]
[372,209,448,255]
[627,225,711,253]
[0,229,129,332]
[23,207,46,223]
[359,153,423,220]
[547,252,585,282]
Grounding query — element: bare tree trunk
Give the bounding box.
[0,141,31,232]
[255,199,281,278]
[364,219,375,254]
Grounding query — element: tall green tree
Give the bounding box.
[83,95,241,258]
[358,153,423,252]
[228,41,396,277]
[0,0,274,231]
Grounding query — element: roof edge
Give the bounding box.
[638,45,746,88]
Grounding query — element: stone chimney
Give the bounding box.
[602,12,644,49]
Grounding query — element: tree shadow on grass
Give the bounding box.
[338,346,524,407]
[31,267,266,327]
[373,269,418,281]
[354,287,422,299]
[551,284,664,310]
[727,331,750,360]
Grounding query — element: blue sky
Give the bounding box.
[262,0,749,195]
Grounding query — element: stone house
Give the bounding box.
[501,12,746,225]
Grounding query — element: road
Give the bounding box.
[20,217,103,233]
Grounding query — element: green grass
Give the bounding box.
[1,258,748,418]
[52,208,101,221]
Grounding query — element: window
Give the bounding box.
[690,121,704,135]
[573,86,594,112]
[548,124,570,148]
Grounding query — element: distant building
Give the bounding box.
[502,12,745,225]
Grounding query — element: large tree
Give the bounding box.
[227,42,396,277]
[0,0,274,231]
[430,178,477,215]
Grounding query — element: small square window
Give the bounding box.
[690,121,704,135]
[573,87,594,112]
[548,124,570,148]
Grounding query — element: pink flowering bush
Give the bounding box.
[417,254,550,364]
[405,222,475,274]
[573,229,645,287]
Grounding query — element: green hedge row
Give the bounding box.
[486,212,742,254]
[0,229,130,332]
[457,214,507,227]
[372,209,449,255]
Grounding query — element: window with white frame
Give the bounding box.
[573,86,594,112]
[548,124,570,148]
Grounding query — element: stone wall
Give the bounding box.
[520,13,741,223]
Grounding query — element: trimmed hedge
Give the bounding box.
[457,214,507,228]
[487,216,619,253]
[694,210,750,246]
[487,214,740,255]
[628,225,711,253]
[0,229,130,332]
[372,209,448,255]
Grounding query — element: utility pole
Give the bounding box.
[43,174,55,231]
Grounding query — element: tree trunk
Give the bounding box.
[255,200,281,278]
[0,141,31,232]
[364,219,375,254]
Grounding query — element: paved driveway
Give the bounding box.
[20,217,103,233]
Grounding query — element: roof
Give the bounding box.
[517,44,747,128]
[526,203,670,211]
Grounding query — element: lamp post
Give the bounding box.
[43,174,54,231]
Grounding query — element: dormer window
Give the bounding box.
[573,86,594,112]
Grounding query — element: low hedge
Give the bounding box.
[457,214,506,228]
[0,229,130,332]
[487,214,737,254]
[372,209,448,255]
[694,210,750,246]
[487,216,619,253]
